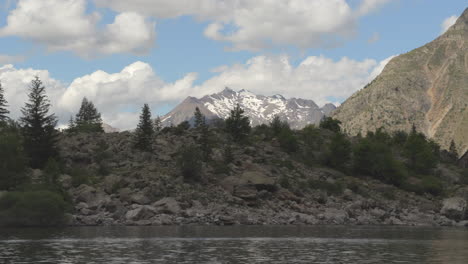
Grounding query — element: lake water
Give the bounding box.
[1,225,467,263]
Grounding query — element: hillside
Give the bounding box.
[333,8,468,156]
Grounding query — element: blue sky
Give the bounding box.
[0,0,466,129]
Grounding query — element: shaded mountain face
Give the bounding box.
[333,8,468,156]
[161,88,335,129]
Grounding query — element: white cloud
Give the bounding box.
[0,0,155,57]
[356,0,391,16]
[0,53,393,130]
[441,15,458,34]
[95,0,393,51]
[58,61,199,130]
[0,64,66,121]
[194,55,394,106]
[0,54,25,64]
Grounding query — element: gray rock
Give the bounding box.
[130,193,151,205]
[441,197,467,221]
[233,185,257,200]
[103,174,122,194]
[153,197,181,214]
[125,206,157,221]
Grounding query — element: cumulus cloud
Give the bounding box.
[441,15,459,34]
[58,62,199,130]
[0,64,66,121]
[194,55,394,106]
[0,0,155,57]
[95,0,393,51]
[1,53,393,130]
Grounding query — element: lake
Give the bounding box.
[1,225,467,263]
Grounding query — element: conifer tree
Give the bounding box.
[20,76,58,169]
[135,104,154,151]
[154,116,162,133]
[194,107,205,129]
[225,104,251,142]
[193,107,211,160]
[0,81,9,122]
[67,115,75,132]
[75,97,103,132]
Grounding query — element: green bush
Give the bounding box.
[324,132,351,170]
[353,137,407,186]
[0,191,68,227]
[177,145,203,181]
[0,123,28,190]
[67,166,93,187]
[421,176,444,196]
[319,117,341,133]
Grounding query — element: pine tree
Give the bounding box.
[193,107,211,160]
[225,104,251,142]
[0,81,9,122]
[194,107,205,129]
[20,76,58,169]
[67,115,76,133]
[154,116,162,133]
[75,97,103,132]
[134,104,154,151]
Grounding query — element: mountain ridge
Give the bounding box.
[161,88,336,129]
[333,8,468,156]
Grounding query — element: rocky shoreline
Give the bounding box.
[67,182,468,228]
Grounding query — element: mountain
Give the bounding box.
[161,88,336,129]
[333,8,468,156]
[102,123,119,133]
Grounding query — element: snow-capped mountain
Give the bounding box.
[161,88,336,129]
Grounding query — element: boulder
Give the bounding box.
[153,197,181,214]
[220,170,276,200]
[240,171,276,191]
[103,174,122,194]
[233,185,257,200]
[73,184,111,209]
[130,193,151,205]
[125,206,157,221]
[440,197,467,221]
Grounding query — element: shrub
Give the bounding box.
[177,145,203,181]
[324,132,351,170]
[403,128,438,174]
[0,123,28,190]
[319,117,341,133]
[67,166,93,187]
[354,137,406,186]
[0,191,68,227]
[174,121,191,135]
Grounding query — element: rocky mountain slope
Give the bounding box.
[162,88,336,129]
[54,129,468,227]
[333,8,468,156]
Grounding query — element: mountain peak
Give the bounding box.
[161,88,332,129]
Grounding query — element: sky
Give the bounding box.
[0,0,466,130]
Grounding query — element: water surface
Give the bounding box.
[1,225,467,263]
